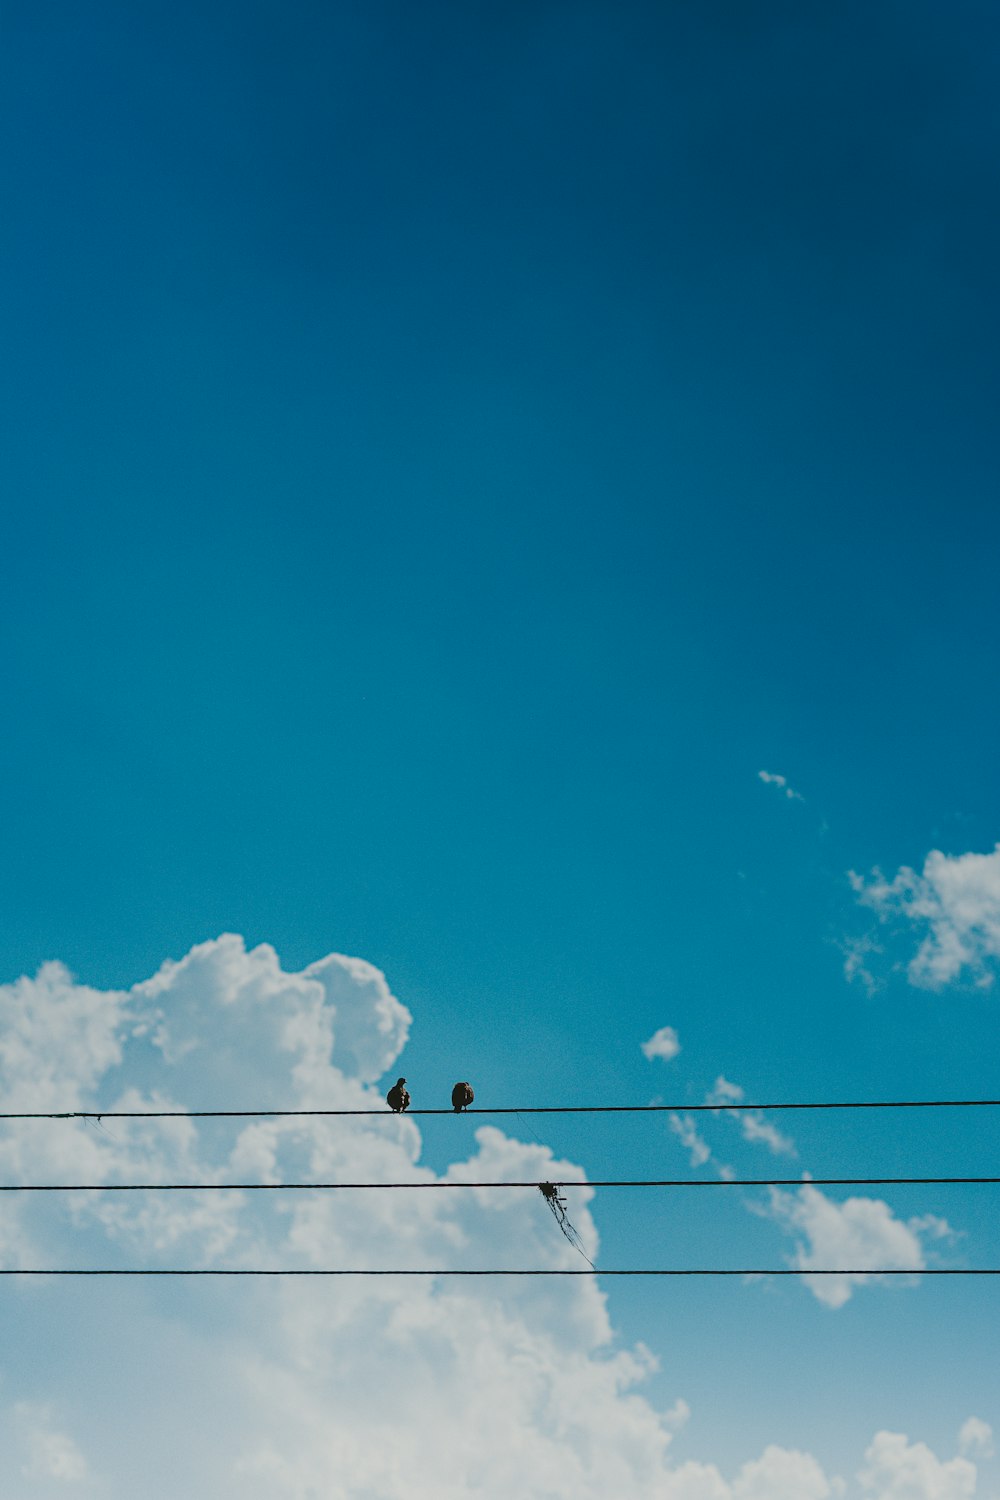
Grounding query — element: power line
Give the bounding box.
[1,1176,998,1191]
[0,1268,997,1277]
[1,1099,997,1121]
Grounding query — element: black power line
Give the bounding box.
[0,1268,997,1277]
[0,1099,998,1121]
[1,1176,998,1191]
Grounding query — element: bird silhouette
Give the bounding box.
[386,1077,410,1112]
[451,1081,474,1112]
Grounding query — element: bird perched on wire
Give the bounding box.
[451,1081,474,1112]
[386,1078,410,1112]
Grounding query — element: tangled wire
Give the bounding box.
[539,1183,596,1271]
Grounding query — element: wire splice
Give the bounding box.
[539,1182,596,1270]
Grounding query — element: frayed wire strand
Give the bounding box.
[539,1183,596,1271]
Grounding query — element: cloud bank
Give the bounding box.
[0,937,985,1497]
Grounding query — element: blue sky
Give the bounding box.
[1,4,999,1495]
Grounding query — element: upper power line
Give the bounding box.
[0,1176,997,1192]
[1,1268,998,1277]
[1,1099,998,1121]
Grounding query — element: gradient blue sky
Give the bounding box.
[1,3,999,1491]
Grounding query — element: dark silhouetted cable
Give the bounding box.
[0,1176,998,1191]
[0,1268,997,1277]
[0,1099,998,1120]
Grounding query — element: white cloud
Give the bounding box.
[732,1444,833,1500]
[9,1402,88,1483]
[859,1430,977,1499]
[669,1113,712,1168]
[850,844,1000,989]
[0,961,127,1111]
[659,1446,838,1500]
[0,937,694,1498]
[841,934,884,996]
[761,1184,955,1309]
[665,1397,692,1433]
[958,1418,993,1459]
[709,1076,745,1105]
[758,770,804,802]
[642,1025,681,1062]
[736,1111,797,1157]
[0,938,975,1497]
[908,1213,960,1243]
[707,1077,797,1158]
[660,1462,731,1498]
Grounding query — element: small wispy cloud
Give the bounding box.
[12,1403,88,1484]
[663,1399,691,1434]
[839,933,884,996]
[707,1076,743,1105]
[707,1075,797,1157]
[738,1111,798,1155]
[668,1113,711,1168]
[758,770,804,802]
[958,1416,993,1459]
[641,1025,680,1062]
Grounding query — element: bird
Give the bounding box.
[386,1078,410,1112]
[451,1081,474,1112]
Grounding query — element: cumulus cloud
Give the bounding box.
[859,1430,976,1499]
[850,844,1000,989]
[760,1183,955,1309]
[0,938,975,1497]
[618,1434,980,1500]
[658,1445,840,1500]
[758,770,804,802]
[0,960,127,1111]
[0,937,697,1498]
[731,1444,834,1499]
[642,1025,681,1062]
[958,1418,993,1459]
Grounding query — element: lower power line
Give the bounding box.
[0,1177,996,1191]
[1,1268,997,1277]
[1,1099,998,1121]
